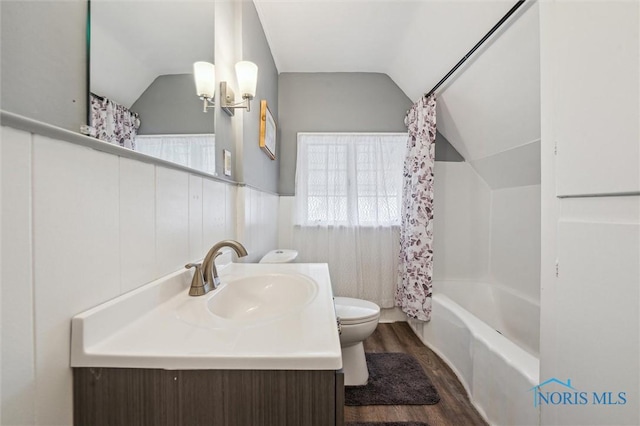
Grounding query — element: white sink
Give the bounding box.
[207,273,318,322]
[70,263,342,370]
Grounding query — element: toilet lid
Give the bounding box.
[259,249,299,263]
[334,297,380,325]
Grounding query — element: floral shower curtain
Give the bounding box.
[90,94,140,150]
[395,94,436,321]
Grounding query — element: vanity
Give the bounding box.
[71,262,344,425]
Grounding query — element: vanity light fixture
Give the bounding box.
[193,61,216,113]
[220,61,258,116]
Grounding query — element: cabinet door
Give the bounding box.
[73,368,179,426]
[178,369,338,426]
[552,220,640,425]
[554,1,639,197]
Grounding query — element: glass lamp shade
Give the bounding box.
[193,61,216,99]
[235,61,258,99]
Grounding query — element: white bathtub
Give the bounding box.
[408,280,540,426]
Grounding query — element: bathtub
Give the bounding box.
[408,280,540,426]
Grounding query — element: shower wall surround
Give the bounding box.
[490,184,541,301]
[431,164,541,301]
[431,162,492,281]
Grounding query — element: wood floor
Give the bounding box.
[344,322,487,426]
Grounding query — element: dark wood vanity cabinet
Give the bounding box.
[73,368,344,426]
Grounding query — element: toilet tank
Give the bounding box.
[259,249,299,264]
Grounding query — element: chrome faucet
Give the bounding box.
[185,240,248,296]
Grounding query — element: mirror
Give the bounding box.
[89,0,216,175]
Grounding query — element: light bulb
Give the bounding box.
[235,61,258,99]
[193,61,216,99]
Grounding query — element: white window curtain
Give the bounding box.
[135,134,216,175]
[293,133,407,307]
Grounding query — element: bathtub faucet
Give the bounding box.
[185,240,248,296]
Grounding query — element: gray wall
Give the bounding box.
[277,73,409,195]
[0,1,459,190]
[131,74,215,135]
[0,1,276,185]
[1,1,87,132]
[436,131,464,162]
[212,0,237,182]
[240,1,279,193]
[277,72,463,195]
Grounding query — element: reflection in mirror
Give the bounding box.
[90,0,216,175]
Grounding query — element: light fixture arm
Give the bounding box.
[200,96,215,113]
[226,97,253,112]
[220,82,254,116]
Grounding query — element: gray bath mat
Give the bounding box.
[345,352,440,406]
[346,423,429,426]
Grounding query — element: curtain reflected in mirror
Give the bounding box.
[89,0,216,175]
[136,134,216,173]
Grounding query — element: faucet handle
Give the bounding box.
[185,263,210,296]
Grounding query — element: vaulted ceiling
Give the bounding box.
[93,0,541,188]
[91,1,215,108]
[254,0,541,188]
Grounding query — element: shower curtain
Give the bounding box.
[395,94,436,321]
[90,94,140,150]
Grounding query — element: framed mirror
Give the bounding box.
[89,0,216,175]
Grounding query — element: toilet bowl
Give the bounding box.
[334,297,380,386]
[258,249,380,386]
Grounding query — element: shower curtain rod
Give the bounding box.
[422,0,527,99]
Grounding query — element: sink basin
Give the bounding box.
[71,263,342,370]
[207,273,318,322]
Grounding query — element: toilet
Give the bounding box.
[258,249,381,386]
[334,297,380,386]
[259,249,299,264]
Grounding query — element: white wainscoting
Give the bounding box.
[0,125,245,425]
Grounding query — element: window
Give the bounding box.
[295,133,407,226]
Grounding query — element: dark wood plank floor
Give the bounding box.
[344,322,488,426]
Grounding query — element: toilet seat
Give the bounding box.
[334,297,380,325]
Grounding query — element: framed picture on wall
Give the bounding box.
[259,100,276,160]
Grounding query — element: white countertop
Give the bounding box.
[71,263,342,370]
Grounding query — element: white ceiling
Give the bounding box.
[255,0,541,186]
[435,1,540,162]
[91,1,215,108]
[93,0,540,186]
